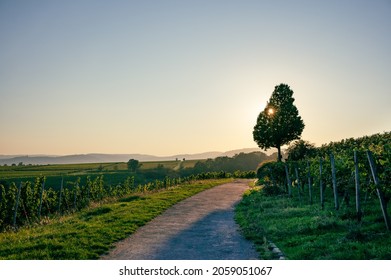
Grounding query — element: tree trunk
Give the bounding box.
[277,145,282,162]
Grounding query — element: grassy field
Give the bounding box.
[0,159,201,178]
[0,159,201,188]
[0,178,231,260]
[235,187,391,259]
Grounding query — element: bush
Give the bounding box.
[256,161,286,195]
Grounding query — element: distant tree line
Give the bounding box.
[189,152,273,174]
[126,152,271,182]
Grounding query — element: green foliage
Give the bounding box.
[0,174,139,230]
[190,152,271,174]
[0,150,268,230]
[127,159,141,172]
[286,140,317,161]
[368,144,391,196]
[249,131,391,254]
[0,156,260,189]
[256,161,286,195]
[0,179,231,259]
[253,84,305,161]
[258,132,390,200]
[0,170,249,230]
[317,132,391,157]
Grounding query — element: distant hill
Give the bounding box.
[0,148,265,165]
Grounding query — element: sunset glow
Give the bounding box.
[0,1,390,156]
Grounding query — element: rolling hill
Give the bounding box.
[0,148,266,165]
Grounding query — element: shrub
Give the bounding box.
[256,161,286,195]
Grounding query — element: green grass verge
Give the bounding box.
[0,178,231,260]
[235,187,391,259]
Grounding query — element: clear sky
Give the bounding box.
[1,0,390,156]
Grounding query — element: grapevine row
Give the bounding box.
[257,132,390,230]
[0,170,255,231]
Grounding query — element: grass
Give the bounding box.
[0,178,231,260]
[235,187,391,259]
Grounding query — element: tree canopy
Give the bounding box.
[127,159,141,172]
[253,83,305,162]
[192,152,272,173]
[286,139,316,161]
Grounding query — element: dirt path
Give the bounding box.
[101,180,259,260]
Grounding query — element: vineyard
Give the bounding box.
[0,170,255,231]
[234,132,391,259]
[257,132,391,229]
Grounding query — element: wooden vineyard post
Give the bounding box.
[330,153,339,210]
[354,151,362,222]
[268,167,277,189]
[294,166,302,202]
[319,157,325,210]
[73,183,78,211]
[38,179,45,221]
[87,180,91,206]
[285,164,292,197]
[58,178,63,214]
[13,182,22,229]
[367,150,390,231]
[307,160,313,205]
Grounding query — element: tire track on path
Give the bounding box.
[101,180,259,260]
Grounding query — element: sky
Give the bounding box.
[0,0,390,156]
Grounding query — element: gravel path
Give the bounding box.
[101,180,259,260]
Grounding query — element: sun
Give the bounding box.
[268,108,274,115]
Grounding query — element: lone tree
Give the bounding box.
[253,83,305,162]
[127,159,141,172]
